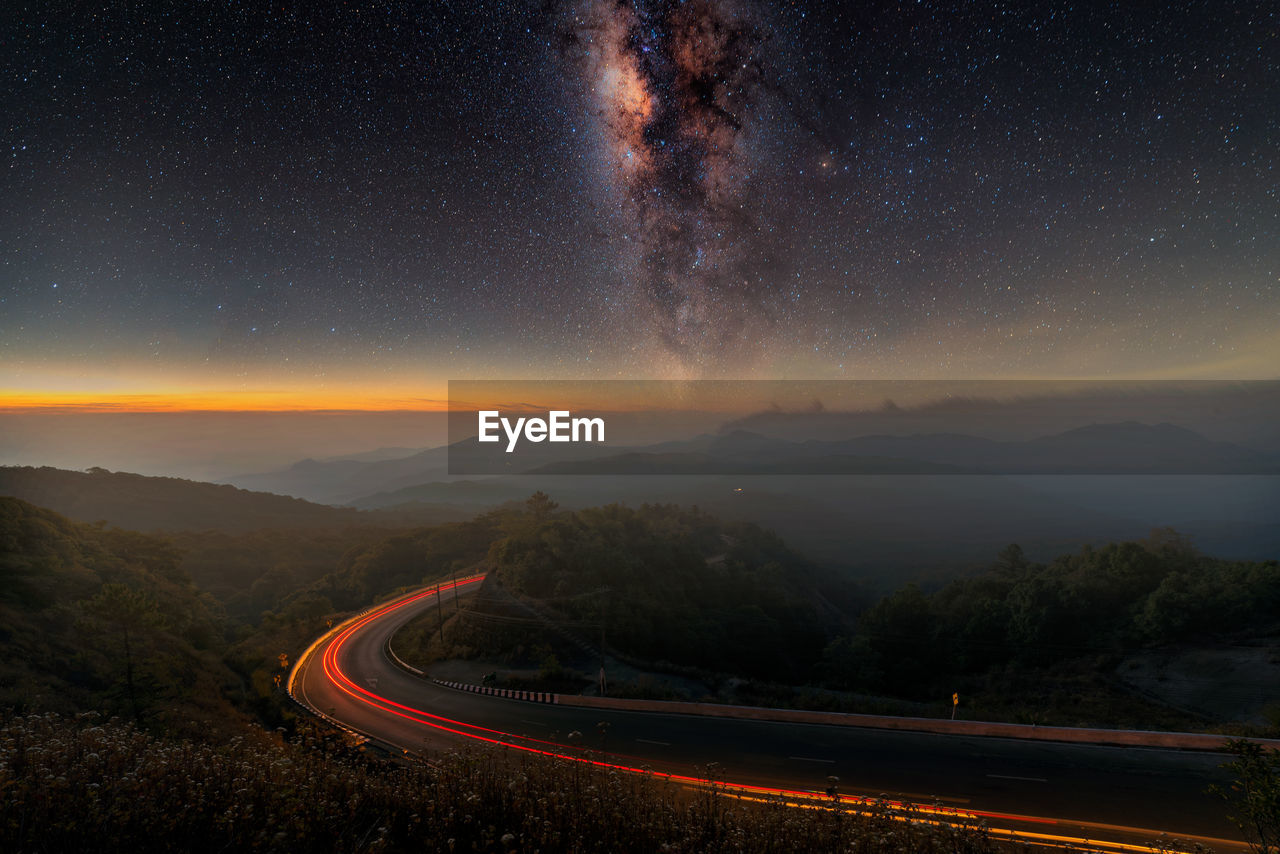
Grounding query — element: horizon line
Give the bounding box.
[0,391,450,413]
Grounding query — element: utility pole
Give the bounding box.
[437,584,445,644]
[598,588,609,696]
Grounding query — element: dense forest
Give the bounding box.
[7,482,1277,731]
[0,497,241,731]
[170,526,398,623]
[0,494,505,733]
[395,497,1279,731]
[473,498,858,681]
[820,534,1280,710]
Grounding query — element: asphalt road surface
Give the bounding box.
[291,579,1249,852]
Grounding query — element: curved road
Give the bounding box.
[291,578,1247,852]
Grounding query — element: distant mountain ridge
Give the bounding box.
[222,446,450,504]
[0,466,476,533]
[226,421,1275,496]
[527,422,1278,475]
[0,466,367,532]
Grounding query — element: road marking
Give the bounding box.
[987,774,1048,783]
[788,756,836,764]
[636,738,671,746]
[520,719,548,727]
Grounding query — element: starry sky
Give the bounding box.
[2,0,1277,407]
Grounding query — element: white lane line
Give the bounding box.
[636,738,672,746]
[986,774,1048,783]
[789,756,836,764]
[520,719,548,727]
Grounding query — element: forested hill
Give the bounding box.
[483,500,862,682]
[0,497,240,730]
[821,534,1280,725]
[0,493,512,735]
[0,466,473,533]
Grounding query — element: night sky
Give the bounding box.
[2,0,1277,403]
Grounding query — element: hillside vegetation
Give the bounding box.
[397,496,1278,731]
[0,465,494,628]
[0,494,507,733]
[821,533,1280,728]
[398,496,860,687]
[492,500,854,681]
[170,526,404,623]
[0,497,241,732]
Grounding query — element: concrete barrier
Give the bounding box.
[385,638,424,675]
[433,679,559,705]
[555,694,1280,751]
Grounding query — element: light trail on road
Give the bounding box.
[290,576,1248,853]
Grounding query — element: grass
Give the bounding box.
[0,712,1043,853]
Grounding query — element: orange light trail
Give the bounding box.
[296,577,1244,853]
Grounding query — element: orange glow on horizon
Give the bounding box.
[8,376,1276,415]
[0,389,450,413]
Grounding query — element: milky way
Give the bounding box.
[2,1,1277,397]
[558,0,780,366]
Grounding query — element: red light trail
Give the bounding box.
[292,576,1245,853]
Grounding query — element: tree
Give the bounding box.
[857,583,937,697]
[526,491,559,522]
[78,583,165,721]
[1210,739,1280,853]
[994,543,1029,576]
